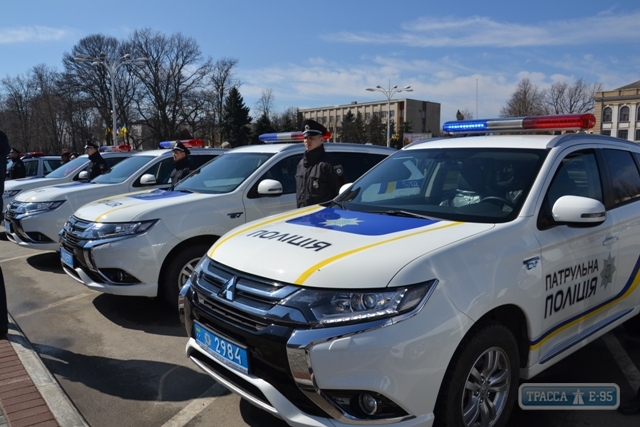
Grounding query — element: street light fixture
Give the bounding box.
[366,81,413,147]
[74,52,148,146]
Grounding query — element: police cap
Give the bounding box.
[173,141,191,155]
[9,147,20,154]
[301,119,327,138]
[84,141,100,150]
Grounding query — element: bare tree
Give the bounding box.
[255,88,275,119]
[210,58,239,145]
[1,72,37,150]
[457,108,474,120]
[271,107,298,132]
[500,78,547,117]
[127,29,213,144]
[544,79,603,114]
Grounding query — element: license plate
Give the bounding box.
[194,321,249,374]
[60,247,74,268]
[4,220,11,234]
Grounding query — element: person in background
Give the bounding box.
[85,141,108,180]
[170,142,191,187]
[295,119,345,208]
[8,147,25,179]
[61,151,71,164]
[0,131,9,339]
[69,152,80,160]
[221,141,231,149]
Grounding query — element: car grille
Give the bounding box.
[189,261,325,417]
[61,216,93,246]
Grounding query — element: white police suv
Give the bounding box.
[181,114,640,427]
[2,152,132,214]
[4,148,220,251]
[59,139,392,307]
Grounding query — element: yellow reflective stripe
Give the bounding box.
[207,205,323,258]
[529,266,640,350]
[90,190,162,221]
[294,221,462,285]
[385,182,397,194]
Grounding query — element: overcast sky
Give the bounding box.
[1,0,638,125]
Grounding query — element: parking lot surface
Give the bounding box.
[3,230,640,427]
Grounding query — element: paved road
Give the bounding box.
[2,230,640,426]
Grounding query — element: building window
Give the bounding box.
[636,129,640,141]
[618,129,629,140]
[602,130,611,136]
[620,106,630,122]
[329,116,334,123]
[365,112,371,120]
[389,111,395,119]
[602,107,612,122]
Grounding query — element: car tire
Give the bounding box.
[160,243,210,309]
[623,314,640,336]
[434,321,519,427]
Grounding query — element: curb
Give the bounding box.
[5,312,89,427]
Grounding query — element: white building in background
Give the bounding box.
[594,80,640,141]
[299,98,441,143]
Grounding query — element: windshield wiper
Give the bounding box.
[327,200,347,210]
[371,209,437,220]
[177,189,194,193]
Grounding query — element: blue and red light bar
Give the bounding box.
[100,144,132,152]
[158,139,205,149]
[443,114,596,134]
[259,131,332,143]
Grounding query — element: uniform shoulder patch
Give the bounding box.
[333,164,344,176]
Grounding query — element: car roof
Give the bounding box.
[129,148,227,157]
[404,133,640,152]
[226,143,395,155]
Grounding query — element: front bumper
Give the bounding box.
[4,206,68,251]
[59,217,174,297]
[183,261,470,426]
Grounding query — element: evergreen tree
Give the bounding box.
[353,112,366,143]
[366,113,386,146]
[252,112,275,144]
[221,87,252,146]
[338,110,355,142]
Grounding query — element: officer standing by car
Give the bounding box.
[85,141,108,180]
[170,142,191,187]
[8,147,26,179]
[295,119,344,208]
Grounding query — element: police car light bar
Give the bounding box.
[442,114,596,134]
[259,131,332,143]
[158,139,205,149]
[100,144,132,152]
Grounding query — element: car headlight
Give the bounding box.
[3,190,20,197]
[282,280,437,326]
[83,220,157,239]
[13,201,65,214]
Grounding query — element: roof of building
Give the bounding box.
[615,80,640,90]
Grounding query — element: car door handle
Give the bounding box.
[602,236,619,246]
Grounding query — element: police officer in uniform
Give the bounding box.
[295,119,344,208]
[85,141,108,180]
[8,147,26,179]
[170,142,191,187]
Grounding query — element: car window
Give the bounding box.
[337,148,546,223]
[538,150,602,229]
[43,159,63,174]
[603,149,640,207]
[92,155,154,184]
[190,154,218,170]
[136,157,175,186]
[47,156,88,178]
[257,154,303,194]
[175,152,274,194]
[329,152,389,183]
[23,159,39,177]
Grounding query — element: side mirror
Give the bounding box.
[339,183,353,194]
[139,174,157,185]
[552,195,606,225]
[257,179,283,196]
[78,171,89,180]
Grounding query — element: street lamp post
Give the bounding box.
[74,52,148,145]
[366,81,413,147]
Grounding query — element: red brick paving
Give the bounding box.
[0,338,59,427]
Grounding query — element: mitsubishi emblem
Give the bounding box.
[219,276,237,301]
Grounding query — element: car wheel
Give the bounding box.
[160,243,210,309]
[434,321,519,427]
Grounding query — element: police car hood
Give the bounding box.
[74,189,213,222]
[15,182,109,202]
[207,206,494,289]
[4,176,55,190]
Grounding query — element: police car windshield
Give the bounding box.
[45,155,88,178]
[92,155,155,184]
[174,152,274,194]
[336,147,547,224]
